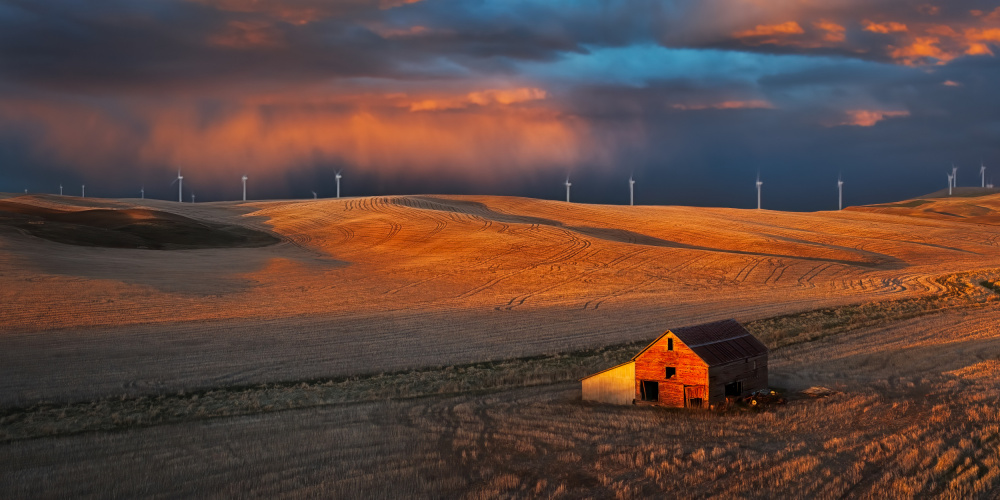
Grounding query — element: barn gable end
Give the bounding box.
[633,330,708,408]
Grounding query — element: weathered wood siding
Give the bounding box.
[634,331,708,408]
[707,354,768,404]
[581,361,635,405]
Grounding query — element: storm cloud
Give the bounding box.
[1,0,999,209]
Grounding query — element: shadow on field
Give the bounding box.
[0,197,279,250]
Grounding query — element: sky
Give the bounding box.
[1,0,999,210]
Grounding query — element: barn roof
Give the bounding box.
[578,360,634,381]
[632,319,767,367]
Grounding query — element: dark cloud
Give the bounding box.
[1,0,1000,210]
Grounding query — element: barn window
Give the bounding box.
[667,338,674,351]
[665,367,676,379]
[640,381,659,402]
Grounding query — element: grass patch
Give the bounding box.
[0,342,646,442]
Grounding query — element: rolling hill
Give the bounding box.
[2,192,1000,405]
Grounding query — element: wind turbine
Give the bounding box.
[242,175,248,201]
[565,177,572,203]
[59,184,63,196]
[81,185,85,198]
[335,171,342,198]
[838,174,844,211]
[629,175,635,206]
[140,186,144,199]
[981,161,987,188]
[948,172,954,196]
[951,164,958,188]
[756,172,763,210]
[191,193,196,203]
[311,191,317,200]
[170,169,184,202]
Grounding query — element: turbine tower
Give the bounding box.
[948,173,953,196]
[140,186,144,199]
[629,175,635,206]
[756,172,763,210]
[335,171,342,198]
[981,161,987,188]
[82,185,85,198]
[242,175,248,201]
[191,193,196,203]
[565,177,572,203]
[312,191,317,200]
[172,169,184,202]
[59,184,63,196]
[951,164,958,188]
[838,174,844,211]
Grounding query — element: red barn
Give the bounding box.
[581,319,768,408]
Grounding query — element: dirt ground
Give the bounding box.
[2,305,998,498]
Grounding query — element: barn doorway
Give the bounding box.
[685,385,707,408]
[725,381,743,397]
[640,381,659,402]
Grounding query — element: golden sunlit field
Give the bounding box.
[2,191,1000,497]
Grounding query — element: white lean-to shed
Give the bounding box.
[580,361,635,405]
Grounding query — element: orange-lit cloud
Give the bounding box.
[882,22,1000,64]
[733,21,805,45]
[408,88,547,112]
[815,20,846,43]
[889,37,954,65]
[468,88,547,106]
[207,20,286,49]
[722,5,1000,67]
[943,80,961,87]
[959,26,1000,56]
[672,100,774,111]
[964,26,1000,55]
[863,21,908,34]
[966,43,994,56]
[731,19,847,49]
[0,91,599,183]
[967,28,1000,43]
[836,110,910,127]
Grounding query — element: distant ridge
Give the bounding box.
[848,189,1000,226]
[920,186,1000,199]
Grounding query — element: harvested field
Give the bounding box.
[3,193,1000,405]
[2,192,1000,497]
